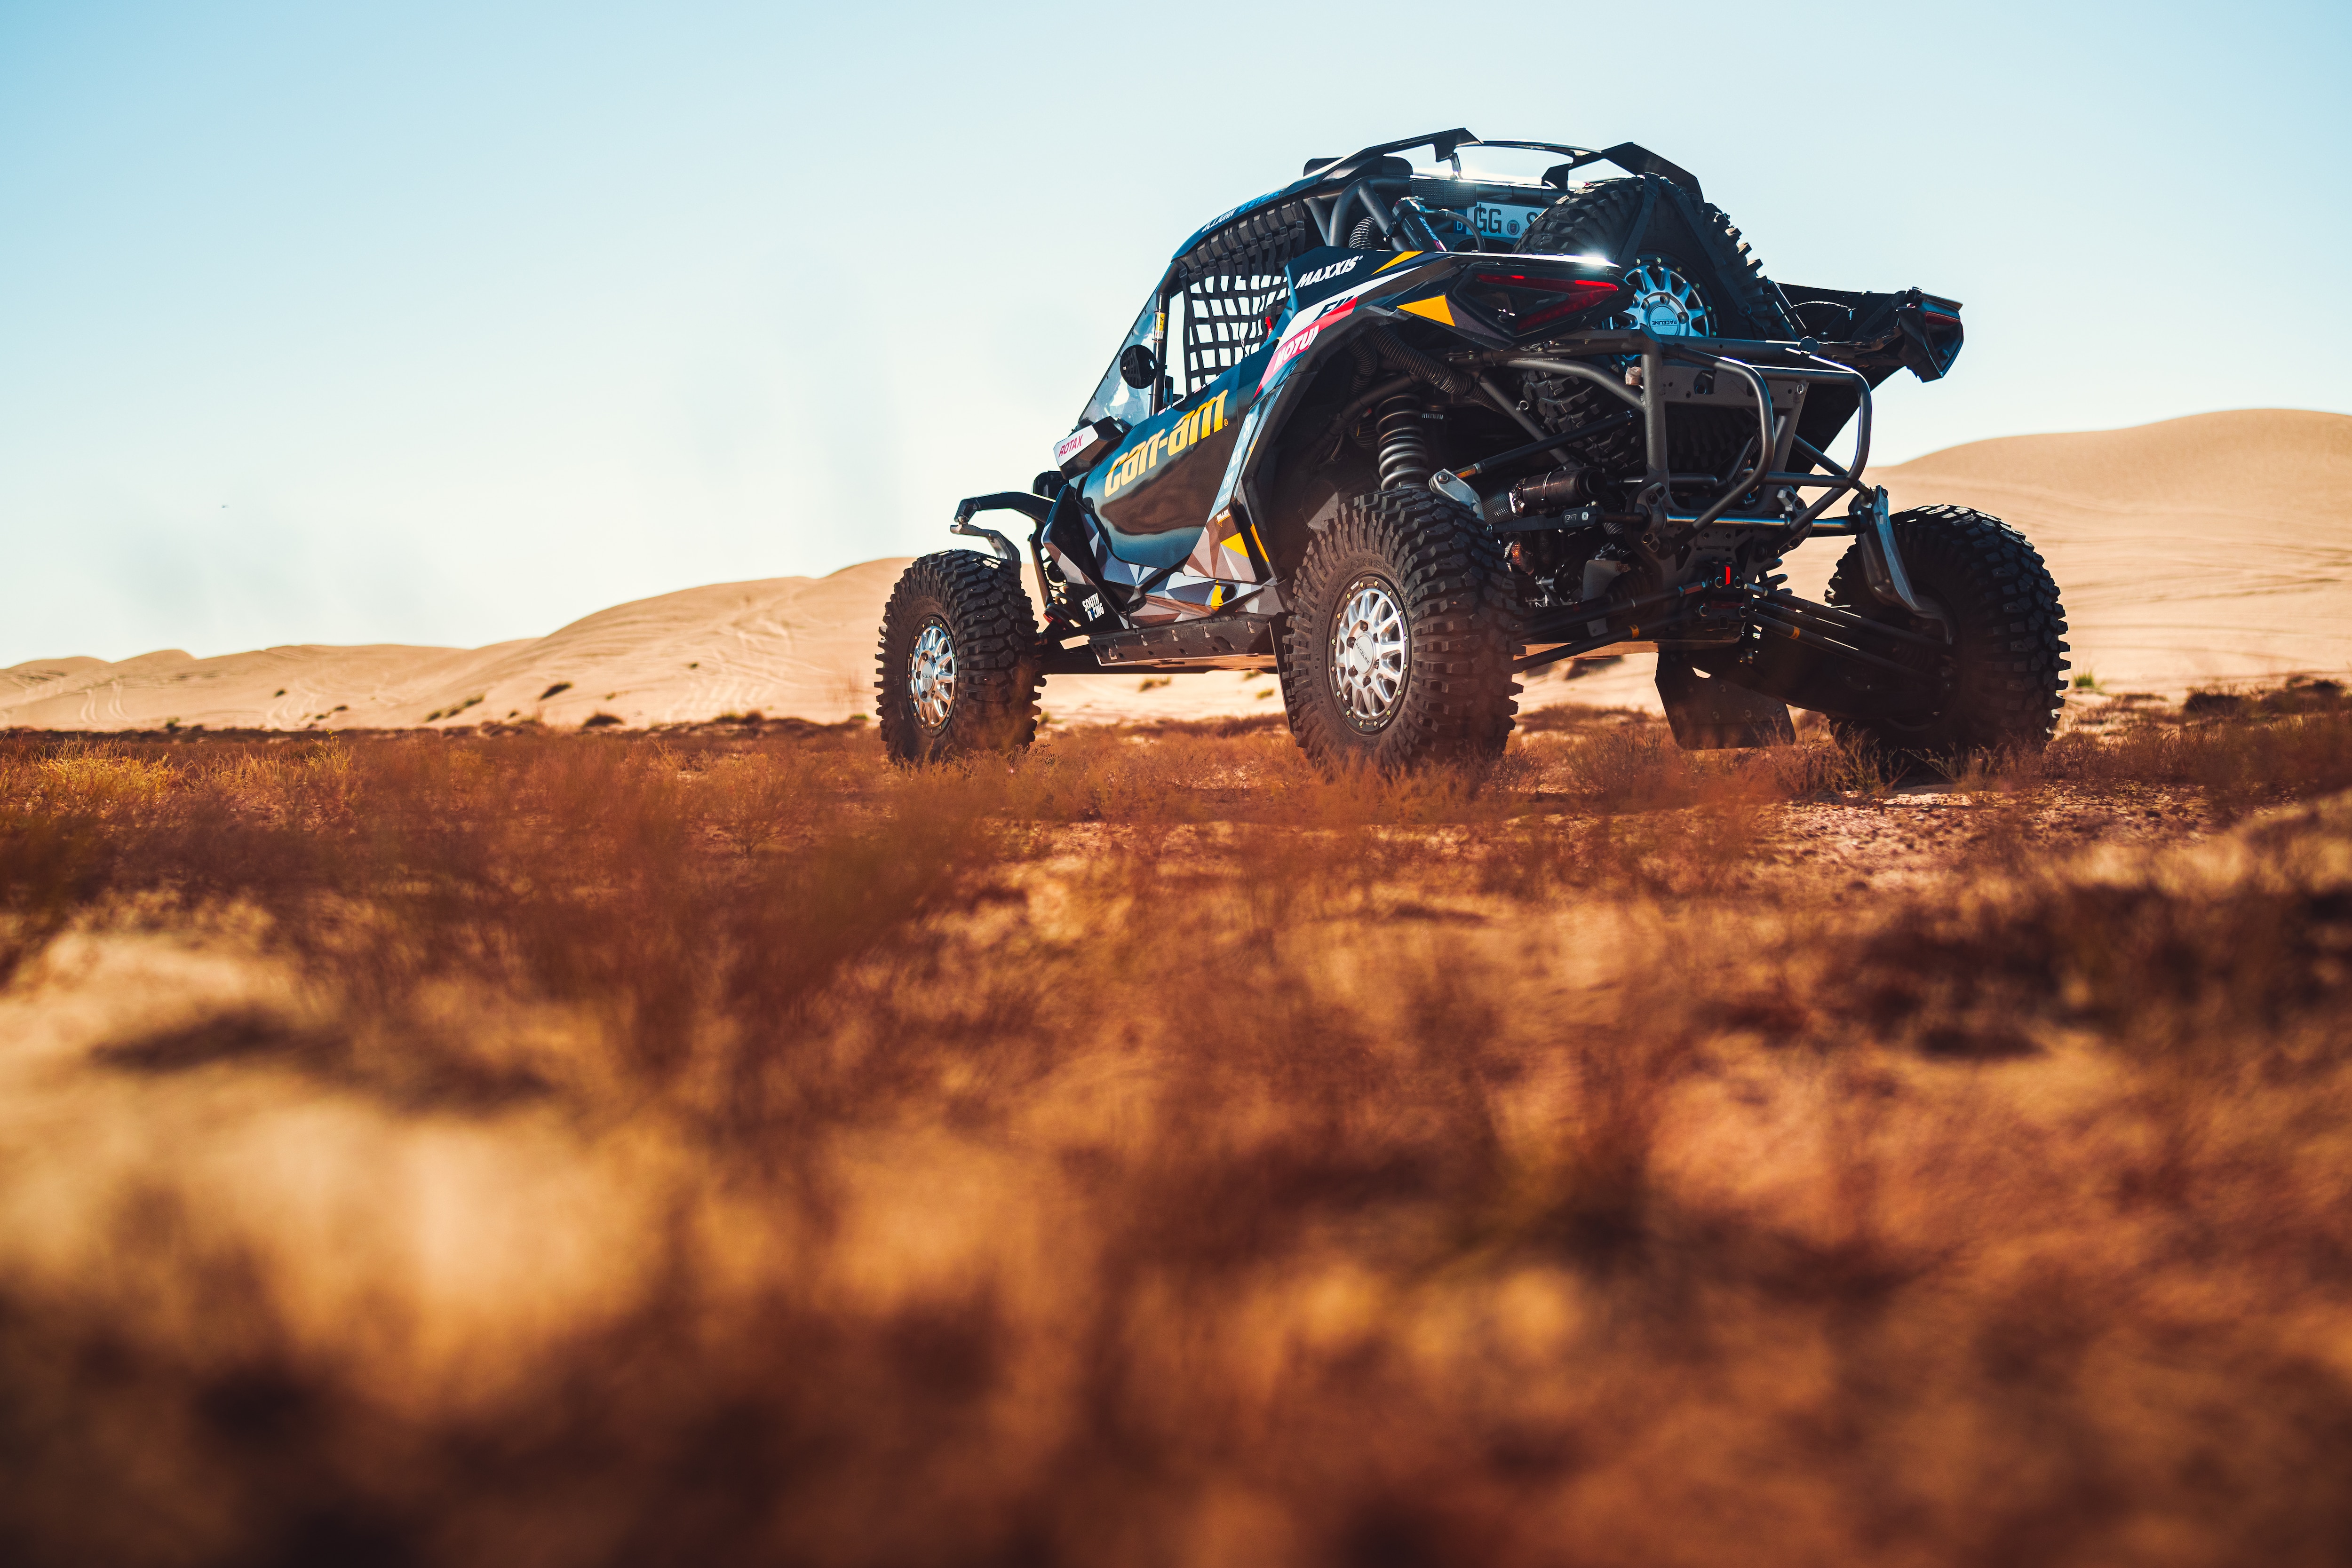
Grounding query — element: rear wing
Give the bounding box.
[1299,132,1704,202]
[1779,285,1966,382]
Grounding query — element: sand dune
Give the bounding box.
[0,571,903,733]
[6,409,2344,733]
[1876,409,2351,694]
[1562,407,2352,712]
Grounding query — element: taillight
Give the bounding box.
[1470,271,1622,334]
[1472,271,1620,298]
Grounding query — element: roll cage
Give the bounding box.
[1099,131,1711,423]
[1082,127,1958,437]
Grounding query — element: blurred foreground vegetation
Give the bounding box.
[1,687,2350,1566]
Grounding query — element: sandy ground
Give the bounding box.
[0,764,2250,1398]
[6,408,2344,733]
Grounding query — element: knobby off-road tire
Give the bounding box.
[1279,488,1522,774]
[1824,506,2070,764]
[874,551,1044,765]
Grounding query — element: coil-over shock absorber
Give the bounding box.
[1375,396,1431,492]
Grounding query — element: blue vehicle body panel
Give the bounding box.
[1081,341,1271,565]
[1078,246,1504,569]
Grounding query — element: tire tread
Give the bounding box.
[874,552,1043,763]
[1280,489,1522,772]
[1825,506,2068,758]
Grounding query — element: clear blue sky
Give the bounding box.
[2,0,2345,663]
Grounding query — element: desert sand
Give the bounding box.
[5,409,2344,733]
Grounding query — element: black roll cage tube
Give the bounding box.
[1321,177,1397,246]
[1182,129,1707,297]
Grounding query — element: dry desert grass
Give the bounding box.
[2,690,2352,1566]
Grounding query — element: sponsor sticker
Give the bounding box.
[1294,255,1361,289]
[1053,428,1094,466]
[1259,295,1356,391]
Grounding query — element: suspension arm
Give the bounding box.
[1747,612,1943,685]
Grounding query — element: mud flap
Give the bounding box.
[1656,652,1795,750]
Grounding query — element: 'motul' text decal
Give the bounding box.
[1103,391,1230,498]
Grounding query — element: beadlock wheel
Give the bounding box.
[1622,256,1715,339]
[907,620,956,729]
[1329,574,1409,731]
[1278,488,1521,775]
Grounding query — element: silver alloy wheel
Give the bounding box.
[1329,574,1409,731]
[908,619,957,729]
[1622,257,1716,339]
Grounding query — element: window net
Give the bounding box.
[1180,271,1290,395]
[1170,199,1319,397]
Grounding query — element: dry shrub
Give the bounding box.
[1,700,2351,1564]
[700,750,823,855]
[2046,700,2352,816]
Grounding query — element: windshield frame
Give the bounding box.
[1077,285,1169,430]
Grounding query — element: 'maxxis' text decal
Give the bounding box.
[1103,391,1230,498]
[1293,255,1360,289]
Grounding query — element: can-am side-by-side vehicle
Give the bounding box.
[876,129,2069,771]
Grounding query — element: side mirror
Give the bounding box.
[1118,343,1160,390]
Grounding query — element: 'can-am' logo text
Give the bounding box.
[1103,392,1230,498]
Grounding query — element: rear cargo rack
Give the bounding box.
[1497,334,1876,540]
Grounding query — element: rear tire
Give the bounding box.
[875,552,1043,764]
[1824,506,2069,765]
[1279,489,1521,774]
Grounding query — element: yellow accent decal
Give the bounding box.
[1208,584,1225,610]
[1398,296,1455,326]
[1375,250,1422,272]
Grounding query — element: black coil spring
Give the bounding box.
[1375,396,1430,492]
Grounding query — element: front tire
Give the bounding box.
[875,552,1043,764]
[1279,489,1521,774]
[1824,506,2069,764]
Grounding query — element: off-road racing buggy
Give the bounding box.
[877,130,2069,771]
